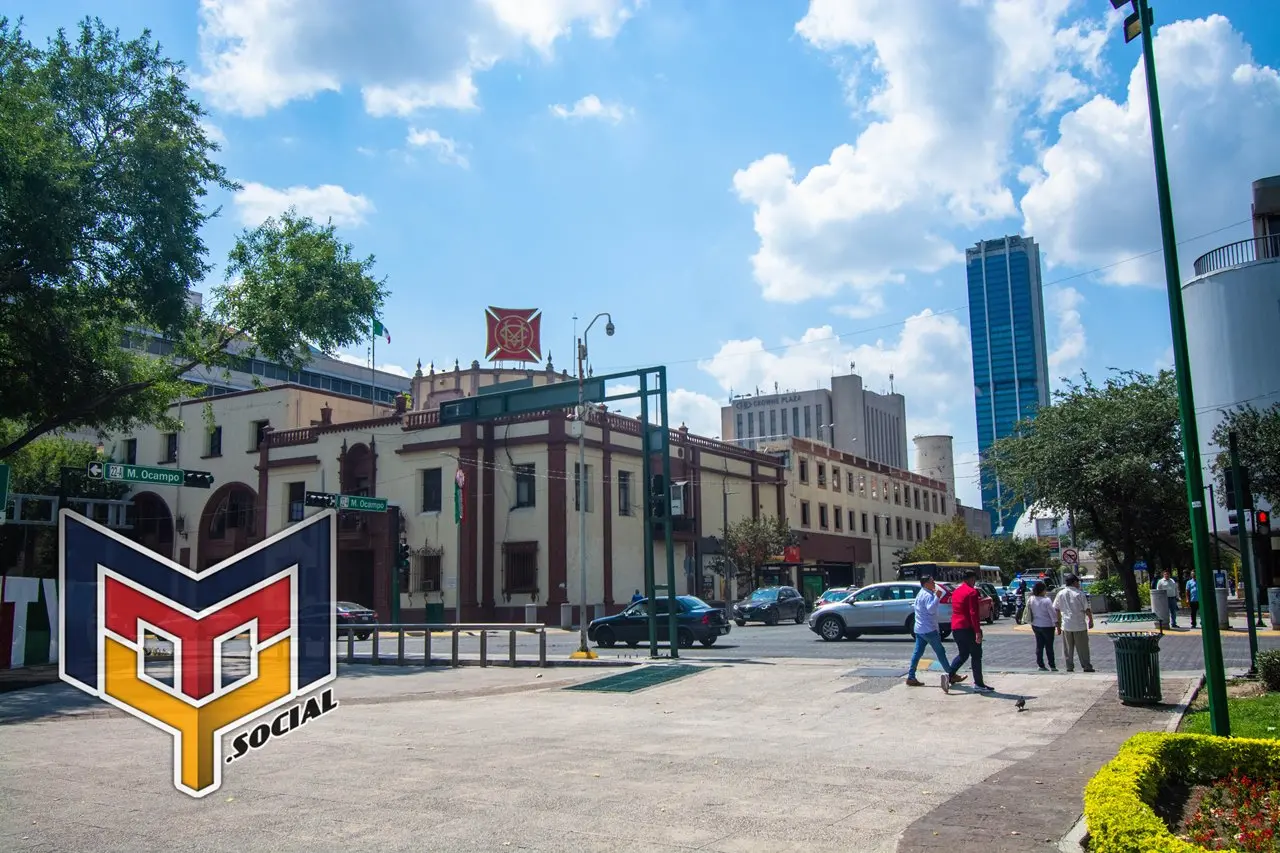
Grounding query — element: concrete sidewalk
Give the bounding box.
[0,659,1168,852]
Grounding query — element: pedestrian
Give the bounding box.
[906,575,953,687]
[1027,581,1057,671]
[942,569,994,693]
[1156,569,1180,628]
[1186,575,1199,629]
[1014,579,1028,625]
[1053,574,1095,672]
[631,589,644,604]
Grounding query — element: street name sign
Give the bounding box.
[337,495,388,513]
[89,462,183,486]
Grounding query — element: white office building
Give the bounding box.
[719,370,908,469]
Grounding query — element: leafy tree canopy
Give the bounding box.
[715,516,793,583]
[1209,402,1280,507]
[983,369,1189,610]
[0,18,386,460]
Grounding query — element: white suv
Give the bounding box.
[807,581,953,642]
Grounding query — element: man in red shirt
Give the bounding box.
[943,569,994,693]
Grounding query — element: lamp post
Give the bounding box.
[572,312,615,659]
[1110,0,1229,735]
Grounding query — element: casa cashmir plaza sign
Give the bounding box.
[88,462,183,486]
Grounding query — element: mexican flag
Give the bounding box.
[373,319,391,344]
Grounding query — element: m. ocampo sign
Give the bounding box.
[732,394,803,410]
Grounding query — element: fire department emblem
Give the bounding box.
[485,307,542,362]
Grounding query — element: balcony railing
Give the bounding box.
[1193,234,1280,277]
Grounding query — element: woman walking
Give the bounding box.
[1028,581,1057,671]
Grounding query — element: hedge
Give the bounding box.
[1084,732,1280,852]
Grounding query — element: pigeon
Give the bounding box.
[1015,697,1027,712]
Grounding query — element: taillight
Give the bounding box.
[702,613,710,625]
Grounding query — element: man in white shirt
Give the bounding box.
[1053,574,1095,673]
[1155,570,1180,628]
[905,576,953,687]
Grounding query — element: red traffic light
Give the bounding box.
[1257,510,1270,525]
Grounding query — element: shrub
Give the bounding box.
[1084,732,1280,852]
[1258,649,1280,693]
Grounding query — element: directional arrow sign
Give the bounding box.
[93,462,185,487]
[336,494,388,513]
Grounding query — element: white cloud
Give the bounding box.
[1155,346,1174,372]
[951,448,985,511]
[332,352,411,377]
[199,119,227,146]
[600,383,725,440]
[195,0,640,117]
[1020,15,1280,285]
[697,309,973,442]
[234,182,375,228]
[1046,286,1086,379]
[406,127,470,168]
[549,94,628,123]
[732,0,1109,306]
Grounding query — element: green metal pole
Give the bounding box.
[1135,0,1228,736]
[390,508,401,623]
[639,374,657,658]
[1228,433,1260,674]
[658,367,679,659]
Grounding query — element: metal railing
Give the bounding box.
[1193,234,1280,277]
[340,623,549,667]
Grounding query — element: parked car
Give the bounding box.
[813,587,858,609]
[732,586,807,626]
[976,583,1000,623]
[588,596,731,649]
[336,601,376,640]
[807,581,953,642]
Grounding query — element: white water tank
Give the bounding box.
[912,435,955,497]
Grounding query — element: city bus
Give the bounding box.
[898,562,1002,586]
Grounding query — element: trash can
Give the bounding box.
[424,601,445,624]
[1150,591,1170,629]
[1269,588,1280,630]
[1215,587,1230,627]
[1110,632,1163,705]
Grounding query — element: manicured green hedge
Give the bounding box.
[1084,732,1280,852]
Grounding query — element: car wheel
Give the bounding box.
[677,628,695,649]
[904,615,915,635]
[699,636,717,647]
[816,615,845,642]
[595,626,617,648]
[793,606,805,624]
[985,614,995,625]
[357,631,372,641]
[735,619,746,627]
[764,608,779,626]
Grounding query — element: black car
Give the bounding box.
[336,601,376,640]
[588,596,731,649]
[732,586,807,626]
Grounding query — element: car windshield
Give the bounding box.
[750,589,778,601]
[679,596,710,610]
[337,602,366,610]
[819,590,846,601]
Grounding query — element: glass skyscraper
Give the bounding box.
[966,236,1050,535]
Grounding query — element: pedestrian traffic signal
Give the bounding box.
[1256,510,1271,536]
[1229,510,1243,537]
[396,541,411,570]
[305,491,336,508]
[183,470,215,489]
[1224,470,1237,511]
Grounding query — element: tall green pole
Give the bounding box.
[1228,432,1260,674]
[1134,0,1229,736]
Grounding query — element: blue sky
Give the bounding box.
[15,0,1280,507]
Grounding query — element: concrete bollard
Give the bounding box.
[539,631,547,667]
[451,629,460,667]
[525,603,539,624]
[1150,592,1170,629]
[509,630,517,665]
[479,631,488,667]
[423,630,432,667]
[560,603,573,630]
[1268,588,1280,629]
[1215,587,1229,627]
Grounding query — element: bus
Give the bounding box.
[898,562,1002,586]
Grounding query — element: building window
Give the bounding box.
[799,458,809,484]
[895,517,903,540]
[502,542,539,595]
[792,407,800,437]
[736,413,744,440]
[925,522,932,539]
[848,509,855,531]
[287,482,305,522]
[816,404,824,442]
[906,519,914,540]
[512,464,536,508]
[207,427,222,458]
[162,433,178,463]
[804,406,812,438]
[817,463,826,487]
[818,504,829,530]
[941,497,947,514]
[834,506,843,531]
[873,516,881,536]
[893,484,901,505]
[418,554,443,592]
[883,480,890,502]
[932,493,939,513]
[861,512,869,533]
[618,471,633,516]
[251,419,269,451]
[124,439,137,465]
[800,501,811,528]
[769,409,777,440]
[421,468,443,513]
[574,463,593,512]
[209,489,253,539]
[914,488,921,510]
[781,408,788,436]
[832,467,841,492]
[858,474,866,495]
[916,520,923,540]
[747,411,754,438]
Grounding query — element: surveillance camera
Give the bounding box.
[605,321,615,336]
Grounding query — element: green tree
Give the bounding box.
[984,370,1189,610]
[897,516,1052,583]
[1209,403,1280,506]
[716,516,793,591]
[0,18,386,460]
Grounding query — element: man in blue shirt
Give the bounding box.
[631,589,644,604]
[1186,576,1199,628]
[906,576,953,687]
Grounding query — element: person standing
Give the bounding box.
[906,576,953,687]
[1014,579,1028,625]
[631,589,644,604]
[1156,569,1180,628]
[1186,575,1200,629]
[1027,581,1057,671]
[1053,574,1095,672]
[943,569,994,693]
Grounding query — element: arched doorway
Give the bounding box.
[197,482,258,571]
[129,491,175,559]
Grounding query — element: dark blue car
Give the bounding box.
[587,596,731,649]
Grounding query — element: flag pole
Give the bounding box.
[370,321,376,416]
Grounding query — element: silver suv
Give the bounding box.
[807,581,954,642]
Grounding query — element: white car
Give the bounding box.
[807,581,954,642]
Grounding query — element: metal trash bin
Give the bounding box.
[1110,632,1163,705]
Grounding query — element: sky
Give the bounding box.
[14,0,1280,508]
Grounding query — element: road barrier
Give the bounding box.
[340,623,549,668]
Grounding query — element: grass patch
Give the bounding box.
[1180,689,1280,740]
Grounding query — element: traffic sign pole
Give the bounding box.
[0,463,10,526]
[1229,432,1260,674]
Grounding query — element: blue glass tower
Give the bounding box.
[967,236,1050,535]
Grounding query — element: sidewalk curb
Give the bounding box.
[1056,673,1205,853]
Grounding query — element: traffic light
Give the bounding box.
[1229,510,1245,537]
[396,541,411,570]
[1224,469,1237,511]
[305,491,336,508]
[1255,510,1270,536]
[183,470,215,489]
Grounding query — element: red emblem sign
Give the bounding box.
[783,546,801,564]
[485,307,542,362]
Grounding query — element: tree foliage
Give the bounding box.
[983,370,1189,610]
[897,516,1052,583]
[1209,403,1280,506]
[0,18,386,460]
[715,516,793,588]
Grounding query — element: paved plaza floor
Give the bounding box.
[0,657,1188,852]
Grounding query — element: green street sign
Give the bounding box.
[88,461,184,486]
[337,494,388,513]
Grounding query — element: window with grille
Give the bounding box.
[207,426,222,457]
[800,501,811,527]
[819,504,829,529]
[288,482,305,522]
[162,433,178,463]
[503,542,539,595]
[418,554,443,591]
[618,471,633,515]
[514,464,536,508]
[573,463,593,512]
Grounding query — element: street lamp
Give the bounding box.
[572,312,614,659]
[1110,0,1228,735]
